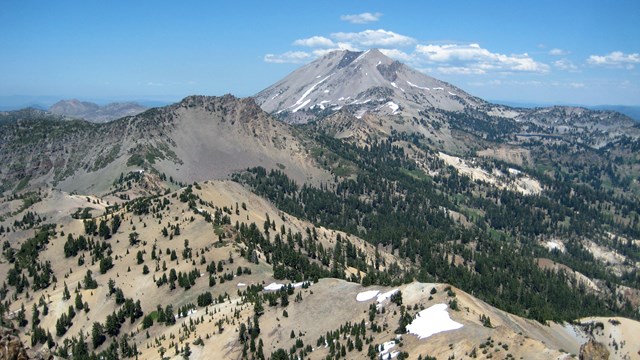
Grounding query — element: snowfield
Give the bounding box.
[406,303,463,339]
[355,289,399,304]
[263,282,307,291]
[376,289,399,303]
[356,290,380,301]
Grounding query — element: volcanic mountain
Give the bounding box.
[255,49,485,124]
[256,49,639,150]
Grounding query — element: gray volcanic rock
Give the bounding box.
[255,49,485,124]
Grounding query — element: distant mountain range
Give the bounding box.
[0,96,170,114]
[492,100,640,122]
[48,99,148,122]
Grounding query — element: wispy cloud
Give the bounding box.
[340,12,382,24]
[264,51,311,64]
[414,43,549,74]
[331,29,415,47]
[293,36,335,48]
[553,59,579,72]
[436,66,486,75]
[549,48,569,56]
[378,48,413,62]
[587,51,640,69]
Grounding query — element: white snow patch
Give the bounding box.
[323,89,330,93]
[390,82,398,89]
[377,60,382,66]
[237,283,246,287]
[406,303,463,339]
[271,93,280,100]
[386,101,400,114]
[332,106,343,111]
[315,100,332,110]
[355,109,367,119]
[291,74,333,110]
[264,282,285,291]
[433,87,444,90]
[448,91,457,96]
[175,309,198,319]
[376,289,399,304]
[354,50,370,62]
[356,290,380,301]
[544,241,566,253]
[263,282,307,291]
[406,80,430,90]
[292,99,311,113]
[400,87,405,93]
[379,341,396,356]
[508,168,522,175]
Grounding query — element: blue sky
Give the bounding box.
[0,0,638,106]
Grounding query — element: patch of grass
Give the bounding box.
[333,165,354,177]
[14,177,30,192]
[400,167,430,181]
[127,154,145,167]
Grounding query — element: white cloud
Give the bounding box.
[378,48,413,62]
[331,29,415,47]
[264,51,311,64]
[293,36,335,48]
[267,32,550,76]
[436,66,486,75]
[587,51,640,69]
[414,43,549,73]
[553,59,579,72]
[311,43,355,57]
[340,12,382,24]
[549,48,569,56]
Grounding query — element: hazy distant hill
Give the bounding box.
[49,99,148,122]
[590,105,640,122]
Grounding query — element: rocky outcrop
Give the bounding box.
[579,339,610,360]
[0,328,29,360]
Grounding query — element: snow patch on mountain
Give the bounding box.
[406,80,430,90]
[406,303,463,339]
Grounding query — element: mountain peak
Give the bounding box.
[255,48,483,124]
